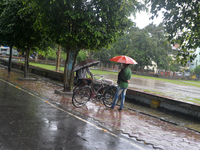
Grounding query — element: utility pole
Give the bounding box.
[56,45,61,72]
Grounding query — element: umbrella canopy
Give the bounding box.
[109,55,138,64]
[73,59,100,72]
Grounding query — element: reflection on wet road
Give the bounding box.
[103,74,200,101]
[0,79,150,150]
[1,66,200,149]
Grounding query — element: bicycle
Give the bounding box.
[72,75,120,107]
[102,86,120,108]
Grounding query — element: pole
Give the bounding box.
[8,46,13,76]
[56,45,61,72]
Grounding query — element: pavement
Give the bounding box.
[1,66,200,150]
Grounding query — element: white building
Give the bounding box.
[144,61,158,73]
[187,47,200,71]
[0,46,19,56]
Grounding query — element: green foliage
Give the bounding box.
[147,0,200,65]
[190,69,194,74]
[61,52,67,61]
[33,0,145,52]
[32,46,67,61]
[31,0,146,90]
[76,50,87,63]
[0,1,48,49]
[0,0,52,77]
[92,24,172,71]
[168,58,180,72]
[194,66,200,77]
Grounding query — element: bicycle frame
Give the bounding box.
[73,74,115,101]
[73,74,105,93]
[72,75,117,107]
[88,74,112,100]
[89,82,108,99]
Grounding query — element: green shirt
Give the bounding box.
[118,66,131,88]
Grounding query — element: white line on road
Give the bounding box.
[0,78,147,150]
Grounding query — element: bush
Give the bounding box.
[194,66,200,79]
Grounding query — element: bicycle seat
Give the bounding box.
[103,79,114,85]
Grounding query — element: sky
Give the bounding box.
[130,11,163,29]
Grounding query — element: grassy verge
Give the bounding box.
[133,74,200,87]
[19,62,65,71]
[16,61,200,105]
[143,89,165,96]
[92,69,200,88]
[18,62,200,88]
[181,98,200,104]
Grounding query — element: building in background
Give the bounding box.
[0,46,19,56]
[188,47,200,71]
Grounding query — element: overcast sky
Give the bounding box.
[130,11,163,29]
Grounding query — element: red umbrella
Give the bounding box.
[109,55,138,64]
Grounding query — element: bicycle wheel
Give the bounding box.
[72,86,92,107]
[103,86,120,107]
[98,86,108,95]
[94,86,108,101]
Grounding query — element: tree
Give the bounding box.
[144,24,172,69]
[92,23,172,71]
[166,56,181,73]
[147,0,200,65]
[194,66,200,79]
[33,0,145,91]
[0,0,18,75]
[0,0,50,77]
[124,24,171,70]
[125,27,155,70]
[76,50,87,63]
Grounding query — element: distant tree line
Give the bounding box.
[90,24,181,72]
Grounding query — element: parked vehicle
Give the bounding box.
[0,46,19,56]
[176,73,183,76]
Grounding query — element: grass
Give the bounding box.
[143,89,164,96]
[16,61,200,105]
[91,69,118,75]
[18,62,65,71]
[194,98,200,102]
[182,99,200,104]
[92,69,200,88]
[18,62,200,88]
[133,74,200,87]
[180,97,200,104]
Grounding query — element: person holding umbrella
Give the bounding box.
[74,59,100,88]
[110,56,137,111]
[76,66,93,87]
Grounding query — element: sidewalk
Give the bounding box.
[1,73,150,150]
[1,66,200,150]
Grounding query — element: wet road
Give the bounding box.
[1,66,200,149]
[0,79,152,150]
[103,74,200,101]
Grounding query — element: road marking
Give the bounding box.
[0,78,147,150]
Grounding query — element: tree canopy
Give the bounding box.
[147,0,200,65]
[92,23,172,71]
[0,0,50,77]
[33,0,145,51]
[31,0,145,91]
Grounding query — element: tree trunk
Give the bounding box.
[63,50,79,91]
[56,45,61,72]
[8,46,13,76]
[24,47,30,78]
